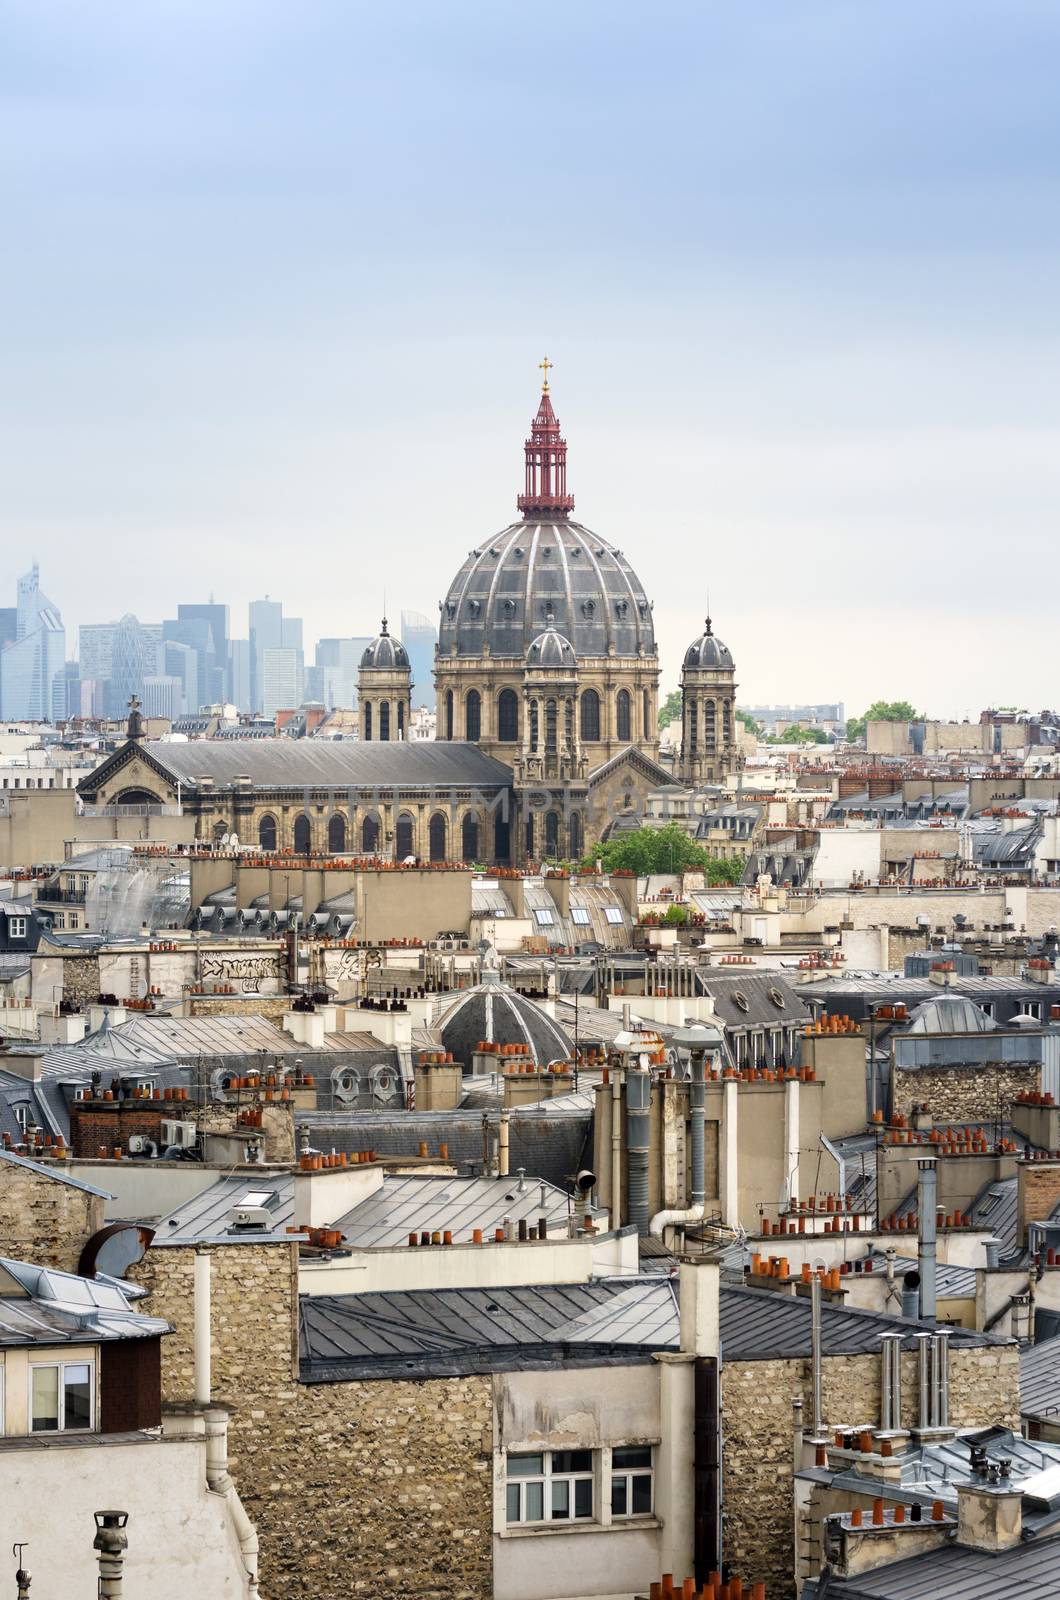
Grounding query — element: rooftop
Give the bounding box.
[0,1257,170,1348]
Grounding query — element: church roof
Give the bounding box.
[526,628,577,669]
[440,520,655,661]
[360,618,409,672]
[683,617,735,672]
[79,739,514,796]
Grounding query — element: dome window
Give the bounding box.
[542,546,553,557]
[581,600,595,618]
[513,546,525,557]
[615,600,629,618]
[503,598,517,615]
[469,599,481,616]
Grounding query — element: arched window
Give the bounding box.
[429,812,447,862]
[258,815,277,852]
[525,814,535,861]
[545,698,557,754]
[723,700,732,743]
[616,689,632,743]
[529,699,539,750]
[445,690,454,741]
[328,813,347,853]
[565,698,574,749]
[466,690,481,743]
[398,702,405,739]
[363,701,372,741]
[689,700,698,752]
[293,814,311,855]
[212,820,227,841]
[361,812,380,854]
[569,811,583,858]
[396,812,415,859]
[580,688,600,742]
[494,812,511,863]
[544,810,560,857]
[643,689,651,736]
[704,698,716,749]
[379,701,391,742]
[461,811,480,861]
[497,688,519,743]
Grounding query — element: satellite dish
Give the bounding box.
[134,977,149,1000]
[230,833,239,849]
[220,832,231,847]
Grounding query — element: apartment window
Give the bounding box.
[1022,1001,1042,1021]
[505,1450,593,1524]
[611,1446,654,1517]
[7,917,26,940]
[570,907,591,926]
[30,1360,94,1432]
[979,1002,995,1020]
[13,1105,29,1134]
[604,907,624,925]
[533,907,555,926]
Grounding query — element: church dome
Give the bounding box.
[440,520,655,661]
[683,618,734,671]
[360,619,409,671]
[438,384,656,662]
[526,628,577,669]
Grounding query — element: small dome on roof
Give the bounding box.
[526,628,577,669]
[684,617,734,672]
[360,619,409,671]
[904,994,997,1033]
[438,978,574,1069]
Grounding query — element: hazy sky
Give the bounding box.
[2,1,1058,715]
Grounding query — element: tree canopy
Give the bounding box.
[765,726,830,745]
[584,823,744,884]
[736,709,762,736]
[845,701,922,741]
[658,689,682,730]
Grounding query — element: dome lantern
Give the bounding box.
[517,362,575,520]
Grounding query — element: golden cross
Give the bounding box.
[539,356,553,392]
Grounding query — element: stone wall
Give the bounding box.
[187,995,291,1022]
[128,1241,492,1598]
[891,1062,1038,1123]
[721,1342,1019,1598]
[0,1156,104,1271]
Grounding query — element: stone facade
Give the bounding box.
[0,1156,104,1272]
[721,1342,1020,1599]
[127,1241,492,1598]
[891,1062,1039,1123]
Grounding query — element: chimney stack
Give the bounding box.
[93,1512,129,1599]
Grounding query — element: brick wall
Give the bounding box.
[127,1240,491,1597]
[69,1100,169,1159]
[0,1157,104,1271]
[722,1342,1019,1598]
[891,1062,1038,1124]
[1019,1161,1060,1238]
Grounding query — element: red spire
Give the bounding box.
[517,360,575,519]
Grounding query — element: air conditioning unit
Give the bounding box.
[127,1134,157,1156]
[161,1119,196,1150]
[227,1205,271,1230]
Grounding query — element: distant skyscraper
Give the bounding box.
[177,603,228,703]
[261,647,300,719]
[311,636,371,708]
[401,610,437,709]
[249,598,283,712]
[227,639,251,709]
[162,639,197,715]
[0,564,65,721]
[142,675,182,720]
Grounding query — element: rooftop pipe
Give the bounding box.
[93,1512,128,1600]
[649,1024,721,1238]
[917,1157,937,1323]
[626,1064,651,1237]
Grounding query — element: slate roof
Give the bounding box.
[293,1102,593,1190]
[299,1276,677,1381]
[694,970,811,1031]
[1021,1335,1060,1424]
[0,1257,170,1347]
[82,738,514,795]
[718,1284,1002,1362]
[805,1529,1060,1598]
[438,977,574,1068]
[146,1172,296,1245]
[335,1173,581,1246]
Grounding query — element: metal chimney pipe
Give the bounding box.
[916,1332,932,1430]
[498,1110,510,1178]
[689,1045,706,1207]
[879,1333,903,1432]
[935,1328,951,1428]
[93,1512,129,1599]
[626,1065,652,1236]
[13,1547,30,1598]
[917,1158,937,1323]
[810,1271,824,1436]
[194,1249,212,1408]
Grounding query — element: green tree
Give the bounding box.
[765,726,830,745]
[735,709,762,737]
[845,701,922,741]
[584,823,744,884]
[658,689,682,731]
